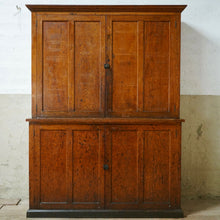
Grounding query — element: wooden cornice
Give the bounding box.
[26,5,187,13]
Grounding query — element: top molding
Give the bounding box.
[26,5,187,13]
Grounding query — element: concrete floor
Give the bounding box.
[0,199,220,220]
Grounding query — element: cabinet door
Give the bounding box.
[34,15,105,117]
[29,125,104,209]
[104,125,181,210]
[106,15,180,118]
[29,127,71,209]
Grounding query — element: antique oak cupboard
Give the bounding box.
[26,5,186,218]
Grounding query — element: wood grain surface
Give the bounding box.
[27,5,186,213]
[29,124,181,210]
[32,13,181,118]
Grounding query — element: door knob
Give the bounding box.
[104,63,110,69]
[103,164,109,170]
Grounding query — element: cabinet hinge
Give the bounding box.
[36,20,38,28]
[176,130,178,138]
[174,104,176,112]
[33,130,35,137]
[36,104,37,112]
[175,20,177,28]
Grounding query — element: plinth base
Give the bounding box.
[27,209,184,218]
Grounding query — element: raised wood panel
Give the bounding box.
[143,130,170,204]
[143,21,170,112]
[72,130,104,207]
[112,22,138,112]
[105,128,140,209]
[42,21,69,112]
[40,130,68,203]
[111,130,138,203]
[74,20,104,113]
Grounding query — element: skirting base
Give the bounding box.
[27,209,184,218]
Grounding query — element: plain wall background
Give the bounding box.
[0,0,220,200]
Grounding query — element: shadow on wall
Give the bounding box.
[181,22,220,94]
[181,22,204,89]
[180,23,220,200]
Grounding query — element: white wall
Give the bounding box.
[0,0,220,95]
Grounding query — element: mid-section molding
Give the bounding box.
[26,117,185,125]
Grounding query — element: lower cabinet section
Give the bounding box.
[28,123,182,216]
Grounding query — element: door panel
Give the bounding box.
[143,22,170,112]
[143,130,170,204]
[40,130,69,204]
[42,21,69,112]
[112,22,138,112]
[74,21,104,113]
[36,15,105,117]
[105,127,140,209]
[72,129,104,208]
[106,15,179,118]
[111,130,138,203]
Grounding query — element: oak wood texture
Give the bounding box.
[106,15,180,117]
[29,123,182,210]
[40,130,69,203]
[30,125,104,210]
[27,5,186,217]
[35,15,105,117]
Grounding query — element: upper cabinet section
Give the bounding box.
[28,5,186,118]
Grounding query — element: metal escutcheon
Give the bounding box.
[103,164,109,170]
[104,63,110,69]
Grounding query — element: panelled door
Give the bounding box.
[104,125,181,210]
[35,15,105,117]
[30,125,104,209]
[106,15,180,118]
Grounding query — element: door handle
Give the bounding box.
[103,164,109,170]
[104,63,110,69]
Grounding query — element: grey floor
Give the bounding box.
[0,199,220,220]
